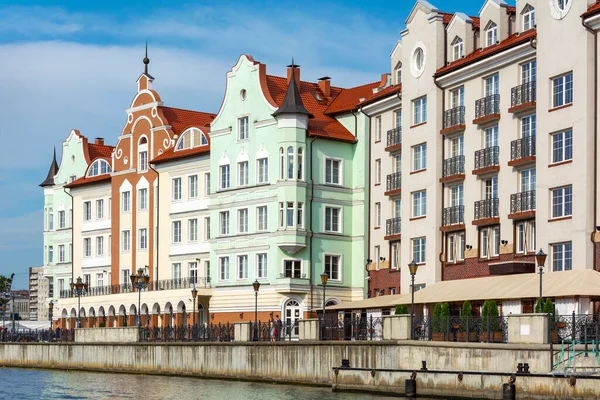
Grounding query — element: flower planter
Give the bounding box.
[556,322,566,329]
[456,332,477,342]
[432,332,445,341]
[481,331,503,343]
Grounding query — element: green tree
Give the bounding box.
[0,274,13,306]
[543,298,555,325]
[395,304,409,315]
[461,300,472,331]
[482,300,500,331]
[535,298,543,313]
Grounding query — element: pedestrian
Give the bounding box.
[274,315,282,341]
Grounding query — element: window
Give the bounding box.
[391,243,399,269]
[375,159,381,184]
[172,263,182,280]
[485,21,498,47]
[107,200,110,217]
[83,202,92,221]
[257,206,268,231]
[516,220,536,254]
[279,148,284,180]
[286,202,294,227]
[58,244,65,262]
[324,255,341,281]
[238,209,248,233]
[450,136,464,157]
[412,190,427,218]
[523,5,535,31]
[257,253,268,278]
[395,63,402,84]
[484,176,499,199]
[484,125,498,148]
[219,257,230,281]
[480,226,500,259]
[87,160,111,177]
[297,202,304,228]
[452,37,463,61]
[257,158,269,184]
[96,236,104,256]
[204,217,211,240]
[552,73,573,108]
[325,158,341,185]
[485,74,499,96]
[287,147,294,180]
[447,232,465,263]
[375,116,382,141]
[394,154,402,173]
[324,206,341,233]
[96,273,104,287]
[48,208,54,230]
[552,242,572,271]
[83,274,91,287]
[557,0,570,12]
[520,168,536,192]
[122,191,131,213]
[47,246,53,263]
[135,188,146,211]
[238,161,248,186]
[450,86,464,108]
[122,230,130,252]
[204,173,211,196]
[69,175,77,183]
[205,261,211,282]
[413,96,427,125]
[450,184,464,206]
[284,260,302,278]
[188,262,198,284]
[220,165,230,190]
[56,210,65,229]
[175,128,208,151]
[188,175,198,199]
[412,143,427,171]
[58,279,64,294]
[374,202,381,227]
[219,211,230,235]
[552,186,572,218]
[522,60,537,84]
[552,129,573,163]
[188,219,198,242]
[412,237,426,264]
[121,269,130,285]
[238,116,249,140]
[521,114,536,138]
[139,228,147,249]
[279,202,284,228]
[414,47,424,70]
[172,178,182,201]
[297,148,303,180]
[394,199,402,218]
[138,150,148,172]
[237,255,248,280]
[172,221,182,243]
[374,246,380,268]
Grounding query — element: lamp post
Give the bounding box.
[70,276,88,328]
[320,272,329,340]
[408,260,419,340]
[130,268,150,327]
[536,249,547,313]
[48,301,54,332]
[191,285,198,328]
[252,279,260,341]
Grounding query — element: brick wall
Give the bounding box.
[368,268,401,297]
[443,253,535,280]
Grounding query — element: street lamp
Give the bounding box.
[130,268,150,327]
[536,249,547,313]
[70,276,88,328]
[253,279,260,341]
[320,272,329,340]
[191,285,198,328]
[48,301,54,332]
[408,260,419,340]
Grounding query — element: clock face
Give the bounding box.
[549,0,572,20]
[411,42,427,78]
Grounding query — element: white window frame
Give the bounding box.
[516,220,536,254]
[58,210,66,228]
[237,255,249,280]
[121,230,131,252]
[83,201,92,221]
[522,5,535,31]
[257,158,269,184]
[412,143,427,172]
[552,242,572,271]
[238,208,249,234]
[452,37,463,61]
[172,178,182,201]
[324,205,342,233]
[188,219,198,242]
[238,116,249,141]
[83,238,91,258]
[188,175,198,199]
[551,129,573,164]
[121,191,131,213]
[172,220,182,244]
[219,211,230,236]
[204,217,211,241]
[552,72,573,108]
[58,244,65,263]
[256,253,268,279]
[257,205,268,232]
[96,236,104,256]
[283,259,302,279]
[138,188,147,211]
[413,96,427,125]
[297,202,304,229]
[138,228,147,250]
[446,231,465,263]
[220,165,231,190]
[375,159,381,184]
[485,21,498,47]
[324,254,342,282]
[375,116,382,141]
[238,161,249,186]
[375,202,381,228]
[412,190,427,218]
[219,256,230,281]
[479,226,500,259]
[551,186,572,218]
[324,157,342,186]
[412,237,426,264]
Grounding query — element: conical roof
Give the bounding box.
[39,147,59,187]
[272,62,313,118]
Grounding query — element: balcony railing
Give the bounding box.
[442,106,465,130]
[511,81,536,108]
[474,146,499,170]
[59,277,211,299]
[442,205,464,226]
[511,136,536,161]
[474,198,499,220]
[386,217,401,236]
[442,155,465,178]
[510,190,536,214]
[386,127,402,148]
[386,172,402,192]
[475,94,500,119]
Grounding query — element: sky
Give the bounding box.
[0,0,486,289]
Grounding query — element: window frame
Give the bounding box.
[324,157,343,186]
[551,185,573,219]
[139,228,148,250]
[412,143,427,172]
[238,161,249,186]
[552,241,572,271]
[551,129,573,164]
[219,211,230,236]
[412,96,427,125]
[238,116,249,141]
[412,237,426,264]
[172,220,182,244]
[238,208,249,234]
[324,205,342,234]
[256,253,268,279]
[552,72,573,108]
[219,256,230,281]
[257,157,269,184]
[188,175,198,199]
[219,164,231,190]
[412,190,427,218]
[121,230,131,252]
[324,253,342,282]
[188,218,198,242]
[237,254,249,280]
[257,205,268,232]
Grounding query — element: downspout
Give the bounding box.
[63,187,74,284]
[360,107,372,296]
[433,77,445,268]
[309,137,317,314]
[149,163,160,282]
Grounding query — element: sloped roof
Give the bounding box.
[360,84,402,107]
[87,143,114,160]
[158,106,216,135]
[152,144,210,164]
[39,148,59,187]
[272,67,313,118]
[583,1,600,18]
[64,174,111,189]
[324,81,380,115]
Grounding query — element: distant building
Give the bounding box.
[7,291,30,320]
[29,266,49,321]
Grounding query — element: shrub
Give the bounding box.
[482,300,500,332]
[432,303,449,333]
[543,298,556,325]
[535,298,543,313]
[395,304,409,315]
[461,300,472,330]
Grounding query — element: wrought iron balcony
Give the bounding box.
[510,190,536,214]
[442,155,465,178]
[474,198,499,221]
[511,81,536,108]
[442,106,465,130]
[475,94,500,120]
[386,127,402,148]
[386,172,402,193]
[442,205,464,226]
[510,136,536,161]
[386,217,401,237]
[474,146,499,171]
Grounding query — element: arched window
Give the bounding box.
[48,208,54,230]
[394,62,402,85]
[287,146,294,180]
[138,137,148,172]
[522,5,535,31]
[88,160,112,177]
[297,148,303,180]
[452,37,463,61]
[279,148,284,180]
[175,128,208,151]
[485,21,498,47]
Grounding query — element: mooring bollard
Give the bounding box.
[502,383,516,400]
[405,378,417,398]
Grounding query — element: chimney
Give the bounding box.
[287,65,301,86]
[318,76,331,97]
[95,137,104,145]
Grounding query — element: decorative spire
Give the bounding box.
[143,41,150,75]
[272,58,313,118]
[40,147,60,187]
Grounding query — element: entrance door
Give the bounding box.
[283,299,301,339]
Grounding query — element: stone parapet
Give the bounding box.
[75,327,139,343]
[507,314,549,344]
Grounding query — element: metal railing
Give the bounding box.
[442,205,464,226]
[511,81,536,108]
[386,127,401,148]
[386,217,401,236]
[442,155,465,178]
[0,328,74,343]
[474,198,499,220]
[138,324,234,342]
[251,320,300,341]
[475,94,500,119]
[442,106,465,129]
[413,315,508,343]
[321,316,383,341]
[510,190,536,214]
[59,277,211,299]
[386,172,401,192]
[511,136,536,161]
[474,146,499,170]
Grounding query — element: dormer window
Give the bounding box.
[395,62,402,84]
[522,5,535,31]
[87,159,112,177]
[485,22,498,47]
[452,37,463,61]
[175,128,208,151]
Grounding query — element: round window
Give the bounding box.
[240,89,247,101]
[549,0,572,20]
[415,48,424,70]
[124,156,129,165]
[410,42,427,78]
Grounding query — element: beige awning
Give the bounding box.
[326,293,408,311]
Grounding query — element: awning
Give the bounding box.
[326,293,408,311]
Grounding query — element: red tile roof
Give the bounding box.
[440,12,480,29]
[324,81,380,115]
[435,29,536,77]
[583,1,600,18]
[152,144,210,164]
[158,106,216,135]
[360,84,402,107]
[87,143,114,160]
[65,174,111,189]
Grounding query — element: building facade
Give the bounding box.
[28,266,49,321]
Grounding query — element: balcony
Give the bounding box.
[441,106,466,135]
[473,146,500,175]
[385,127,402,152]
[441,205,465,232]
[440,155,465,183]
[509,81,536,114]
[509,190,536,219]
[473,94,500,125]
[385,172,402,196]
[509,136,536,167]
[385,217,401,240]
[473,198,499,225]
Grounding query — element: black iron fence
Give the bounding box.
[510,190,536,214]
[442,205,464,226]
[386,217,401,236]
[474,198,499,220]
[442,155,465,178]
[320,316,383,341]
[413,316,508,343]
[442,106,465,129]
[474,146,499,170]
[551,313,600,344]
[250,320,300,341]
[511,81,536,108]
[511,136,536,161]
[0,328,74,343]
[138,323,234,342]
[475,94,500,119]
[386,172,401,192]
[386,127,402,148]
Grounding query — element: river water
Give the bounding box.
[0,368,400,400]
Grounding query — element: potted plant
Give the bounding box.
[481,300,503,343]
[395,304,409,315]
[431,303,449,341]
[543,298,559,342]
[457,300,476,342]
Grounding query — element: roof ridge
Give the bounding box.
[159,105,216,116]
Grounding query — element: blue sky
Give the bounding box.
[0,0,486,289]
